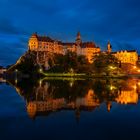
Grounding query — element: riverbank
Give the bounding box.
[40,72,129,79]
[41,72,140,79]
[3,71,140,81]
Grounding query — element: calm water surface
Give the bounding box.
[0,78,140,140]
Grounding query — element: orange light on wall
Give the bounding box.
[133,66,137,69]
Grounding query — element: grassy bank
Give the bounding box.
[40,72,86,77]
[40,72,128,79]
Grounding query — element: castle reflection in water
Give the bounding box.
[10,78,140,119]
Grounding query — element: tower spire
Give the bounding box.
[107,41,112,53]
[76,32,82,46]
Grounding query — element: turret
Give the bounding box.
[107,41,112,53]
[76,32,82,46]
[28,33,38,51]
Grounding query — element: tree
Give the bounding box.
[92,53,121,75]
[47,51,91,73]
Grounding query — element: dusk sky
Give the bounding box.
[0,0,140,66]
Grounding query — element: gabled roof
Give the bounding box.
[30,33,100,49]
[61,42,75,46]
[31,33,55,42]
[127,50,137,52]
[112,50,137,54]
[37,36,54,42]
[81,42,96,48]
[111,52,117,54]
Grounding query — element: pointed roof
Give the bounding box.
[76,32,81,40]
[77,32,81,37]
[37,36,54,42]
[31,32,38,38]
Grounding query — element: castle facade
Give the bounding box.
[107,41,138,65]
[28,32,138,66]
[112,50,138,65]
[28,32,101,63]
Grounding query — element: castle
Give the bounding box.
[28,32,101,63]
[28,32,138,66]
[106,41,138,66]
[112,50,138,65]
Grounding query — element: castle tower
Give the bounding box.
[76,32,82,46]
[28,32,38,51]
[107,41,112,53]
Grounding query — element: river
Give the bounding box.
[0,78,140,140]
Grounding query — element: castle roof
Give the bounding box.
[37,36,54,42]
[111,52,117,54]
[127,50,137,52]
[31,33,38,38]
[31,33,55,42]
[61,42,75,46]
[30,33,99,49]
[111,50,137,54]
[81,42,96,48]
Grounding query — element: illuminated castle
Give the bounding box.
[28,32,138,65]
[28,32,101,63]
[28,33,64,54]
[107,42,138,65]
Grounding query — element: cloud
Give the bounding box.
[0,18,29,36]
[0,40,26,66]
[4,0,140,42]
[0,0,140,66]
[11,0,62,16]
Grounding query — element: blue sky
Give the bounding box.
[0,0,140,66]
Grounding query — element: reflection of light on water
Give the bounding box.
[69,79,75,87]
[10,77,140,118]
[39,68,43,73]
[15,79,18,84]
[69,81,74,87]
[116,79,138,104]
[110,86,113,90]
[27,102,37,119]
[116,91,138,105]
[107,102,112,112]
[39,80,42,86]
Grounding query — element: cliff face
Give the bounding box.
[7,51,39,74]
[6,50,58,75]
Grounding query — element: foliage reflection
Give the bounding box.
[8,78,140,119]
